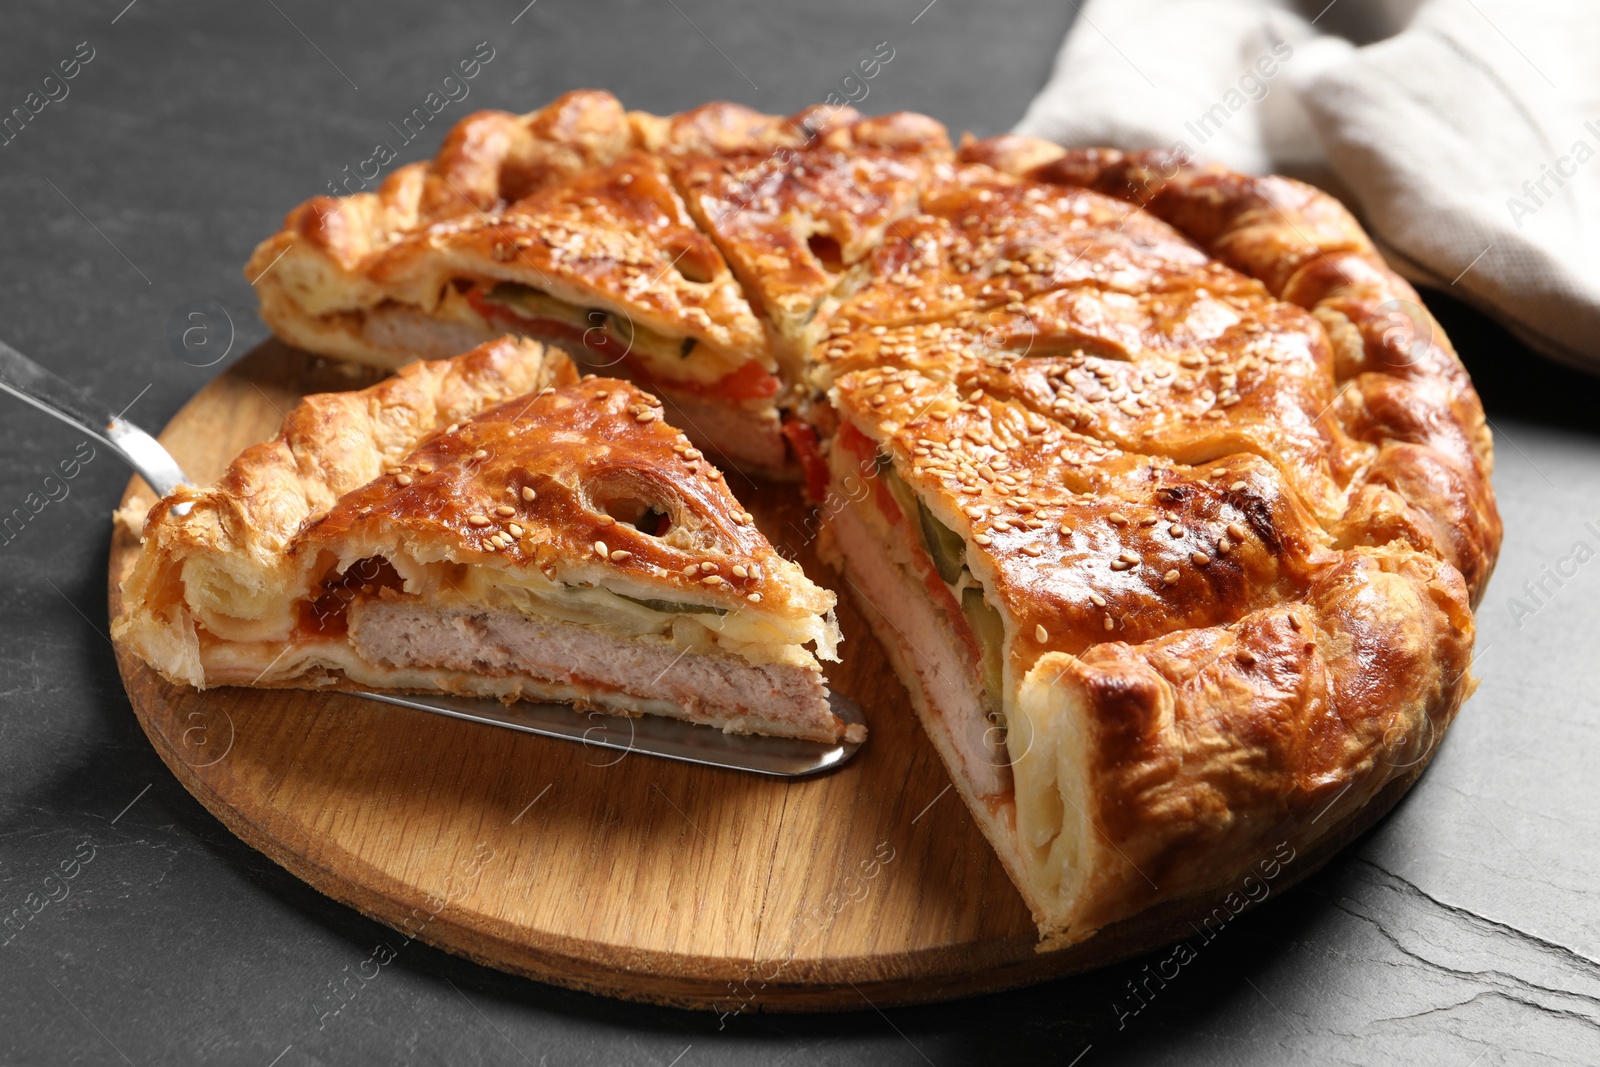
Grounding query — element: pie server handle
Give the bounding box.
[0,336,864,777]
[0,336,190,498]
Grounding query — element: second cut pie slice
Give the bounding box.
[113,337,854,744]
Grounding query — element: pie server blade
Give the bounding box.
[0,337,864,778]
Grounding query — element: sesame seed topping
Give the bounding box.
[1191,551,1211,565]
[1023,544,1042,557]
[702,574,723,585]
[1035,624,1049,642]
[1163,569,1180,584]
[974,533,992,545]
[1168,524,1184,537]
[508,523,523,537]
[495,505,516,518]
[395,473,413,486]
[1110,560,1132,571]
[473,449,489,460]
[635,410,656,423]
[467,514,491,527]
[682,564,698,577]
[1118,551,1141,564]
[610,550,632,561]
[594,390,609,399]
[1217,537,1233,555]
[746,592,762,603]
[738,511,754,524]
[1288,614,1302,631]
[521,486,537,502]
[417,463,434,474]
[1229,480,1248,492]
[594,540,608,557]
[597,515,615,526]
[1089,593,1107,607]
[1227,522,1249,542]
[732,564,748,578]
[1103,615,1115,631]
[701,562,718,573]
[1108,512,1129,526]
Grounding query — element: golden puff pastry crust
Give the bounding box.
[810,133,1497,948]
[112,336,851,744]
[238,93,1499,949]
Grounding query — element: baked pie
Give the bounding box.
[235,93,1500,949]
[112,337,853,744]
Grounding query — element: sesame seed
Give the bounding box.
[1103,615,1114,631]
[1191,551,1211,565]
[495,505,516,518]
[417,463,434,474]
[467,514,491,527]
[508,523,523,537]
[1022,544,1042,557]
[610,550,632,561]
[597,515,615,526]
[521,486,537,502]
[732,564,749,578]
[1168,524,1183,537]
[682,564,698,577]
[974,533,992,545]
[746,592,762,603]
[738,512,754,524]
[1288,614,1302,631]
[1229,480,1248,492]
[635,410,656,423]
[1118,551,1140,564]
[1163,569,1180,584]
[1110,560,1132,571]
[594,390,609,399]
[1227,522,1249,542]
[702,574,723,585]
[395,473,413,486]
[1089,593,1107,607]
[1035,624,1049,642]
[701,562,718,573]
[1108,512,1129,526]
[1217,537,1232,555]
[473,449,489,460]
[594,540,608,557]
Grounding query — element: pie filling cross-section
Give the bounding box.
[229,94,1500,951]
[113,337,854,745]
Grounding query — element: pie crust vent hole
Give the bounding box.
[600,494,672,537]
[665,244,716,284]
[807,233,844,273]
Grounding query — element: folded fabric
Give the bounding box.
[1016,0,1600,372]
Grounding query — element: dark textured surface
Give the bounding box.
[0,1,1595,1064]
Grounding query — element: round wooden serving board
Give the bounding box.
[108,342,1430,1012]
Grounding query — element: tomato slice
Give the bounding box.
[782,418,830,503]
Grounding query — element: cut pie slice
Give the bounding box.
[112,337,855,744]
[244,92,957,478]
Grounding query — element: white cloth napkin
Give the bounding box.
[1015,0,1600,371]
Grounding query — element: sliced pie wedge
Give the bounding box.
[112,337,855,745]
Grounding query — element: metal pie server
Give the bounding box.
[0,338,864,777]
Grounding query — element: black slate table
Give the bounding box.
[2,2,1595,1064]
